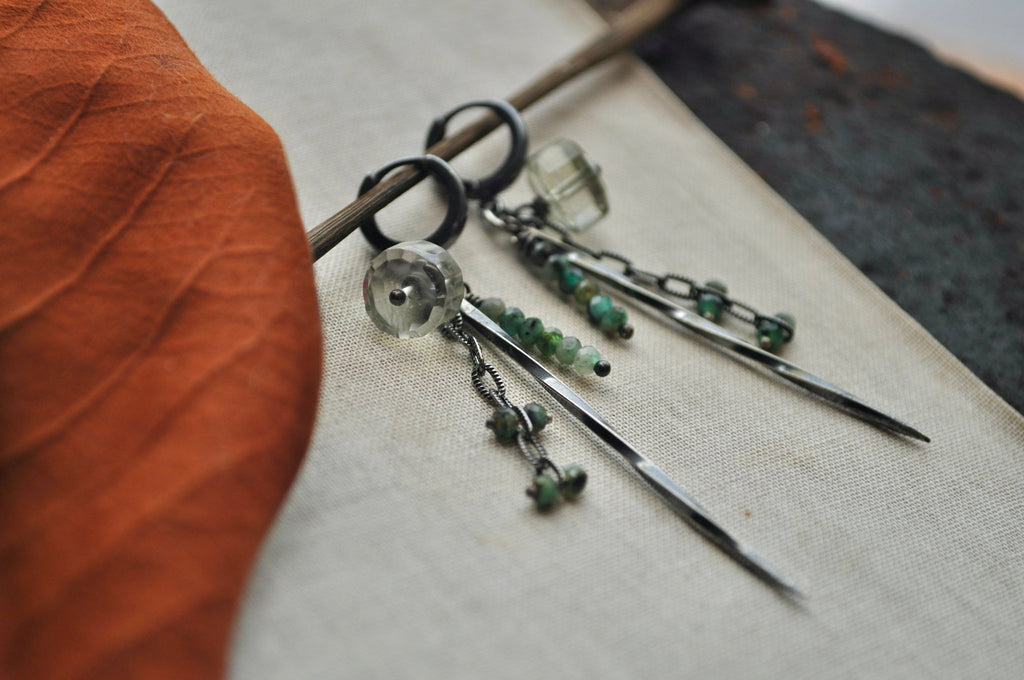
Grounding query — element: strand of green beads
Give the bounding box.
[479,296,611,377]
[544,254,634,340]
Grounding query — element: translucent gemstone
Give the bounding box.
[517,317,545,348]
[479,297,506,321]
[527,139,608,232]
[527,474,560,510]
[559,464,587,500]
[696,293,724,321]
[572,346,600,375]
[555,336,581,365]
[558,266,584,294]
[756,319,784,351]
[573,279,599,306]
[498,307,525,335]
[524,402,549,432]
[363,240,464,339]
[488,406,520,443]
[543,254,570,283]
[536,327,563,357]
[599,305,627,333]
[587,294,612,323]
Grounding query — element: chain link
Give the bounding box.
[441,311,558,476]
[482,199,792,341]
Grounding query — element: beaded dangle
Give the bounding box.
[472,292,612,378]
[363,236,587,510]
[482,137,796,352]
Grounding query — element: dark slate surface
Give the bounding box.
[620,0,1024,413]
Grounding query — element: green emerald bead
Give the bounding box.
[543,254,570,282]
[598,305,627,333]
[573,279,599,306]
[555,336,581,365]
[479,297,506,321]
[705,279,728,294]
[560,464,587,500]
[587,294,612,323]
[517,317,544,347]
[536,327,563,357]
[756,320,785,351]
[488,406,520,443]
[524,402,549,432]
[696,293,725,321]
[572,345,601,375]
[776,312,796,342]
[498,307,525,335]
[558,266,585,294]
[527,474,560,511]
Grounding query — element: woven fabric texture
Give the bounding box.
[156,0,1024,677]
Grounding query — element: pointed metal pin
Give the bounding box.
[461,300,803,598]
[520,230,929,443]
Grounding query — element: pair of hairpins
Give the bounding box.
[350,98,928,597]
[354,111,807,595]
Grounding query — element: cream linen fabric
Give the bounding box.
[156,1,1024,677]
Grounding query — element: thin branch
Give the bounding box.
[307,0,690,261]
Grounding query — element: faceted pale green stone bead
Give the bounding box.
[573,279,599,306]
[517,317,545,348]
[560,464,587,500]
[527,474,560,511]
[572,346,601,375]
[498,307,525,335]
[555,336,581,365]
[479,297,506,321]
[488,407,519,443]
[599,305,627,333]
[587,294,612,323]
[526,138,609,232]
[536,327,563,357]
[558,266,584,294]
[524,402,549,432]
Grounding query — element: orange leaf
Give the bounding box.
[0,1,322,678]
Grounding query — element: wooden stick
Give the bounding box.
[307,0,690,261]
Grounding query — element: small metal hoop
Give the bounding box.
[358,154,468,251]
[425,99,528,200]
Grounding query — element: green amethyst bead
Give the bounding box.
[479,297,506,321]
[517,317,544,348]
[524,402,549,432]
[498,307,525,335]
[598,305,627,333]
[488,406,520,443]
[555,336,582,365]
[572,345,601,375]
[527,474,560,511]
[536,327,563,357]
[573,279,599,306]
[587,294,612,323]
[560,464,587,500]
[558,266,585,294]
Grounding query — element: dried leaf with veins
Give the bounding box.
[0,1,322,678]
